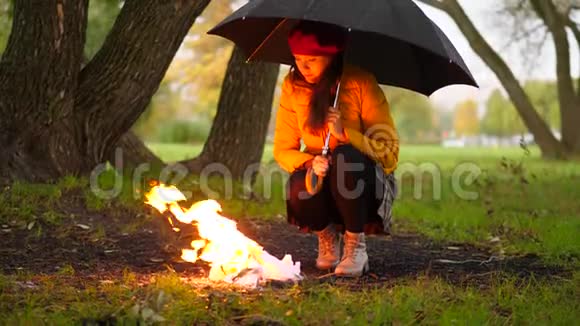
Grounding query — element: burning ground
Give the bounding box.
[0,179,578,324]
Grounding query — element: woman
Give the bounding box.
[273,21,399,277]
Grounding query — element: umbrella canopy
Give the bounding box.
[208,0,478,96]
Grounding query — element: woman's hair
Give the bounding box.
[288,21,346,135]
[290,55,344,135]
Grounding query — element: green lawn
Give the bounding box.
[147,142,205,163]
[1,271,578,324]
[1,143,578,324]
[147,142,541,163]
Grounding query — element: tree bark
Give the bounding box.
[0,0,89,181]
[0,0,210,183]
[76,0,209,169]
[530,0,580,152]
[182,45,280,180]
[565,12,580,95]
[417,0,569,158]
[110,131,164,171]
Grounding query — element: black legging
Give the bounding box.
[286,144,384,233]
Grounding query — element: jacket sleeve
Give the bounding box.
[344,74,399,173]
[273,77,314,173]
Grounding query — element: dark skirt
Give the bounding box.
[285,144,397,235]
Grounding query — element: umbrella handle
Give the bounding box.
[321,80,342,156]
[305,167,323,195]
[306,80,342,195]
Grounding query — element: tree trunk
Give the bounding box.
[110,131,164,171]
[417,0,570,158]
[565,12,580,95]
[76,0,209,169]
[0,0,89,182]
[530,0,580,153]
[182,45,280,180]
[0,0,210,183]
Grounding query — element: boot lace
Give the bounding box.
[342,235,360,262]
[319,229,335,255]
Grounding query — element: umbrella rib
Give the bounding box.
[246,18,289,63]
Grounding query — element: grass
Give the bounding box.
[146,142,204,163]
[1,143,579,324]
[0,271,578,324]
[392,146,580,265]
[147,142,274,163]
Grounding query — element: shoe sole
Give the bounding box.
[335,260,369,277]
[316,260,340,270]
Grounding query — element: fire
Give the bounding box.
[145,184,302,287]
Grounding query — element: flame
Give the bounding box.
[145,184,302,286]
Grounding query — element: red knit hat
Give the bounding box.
[288,21,346,56]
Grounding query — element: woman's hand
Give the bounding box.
[327,107,348,142]
[312,155,330,177]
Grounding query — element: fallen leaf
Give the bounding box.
[16,281,37,289]
[27,221,35,230]
[76,224,90,230]
[447,246,461,250]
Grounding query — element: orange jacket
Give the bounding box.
[273,65,399,174]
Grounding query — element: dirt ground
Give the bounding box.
[0,199,569,289]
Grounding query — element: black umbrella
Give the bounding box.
[208,0,478,96]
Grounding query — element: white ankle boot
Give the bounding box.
[335,231,369,277]
[314,224,341,270]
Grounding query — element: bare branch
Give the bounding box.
[478,0,549,71]
[508,22,546,44]
[417,0,566,156]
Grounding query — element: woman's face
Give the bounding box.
[293,54,333,84]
